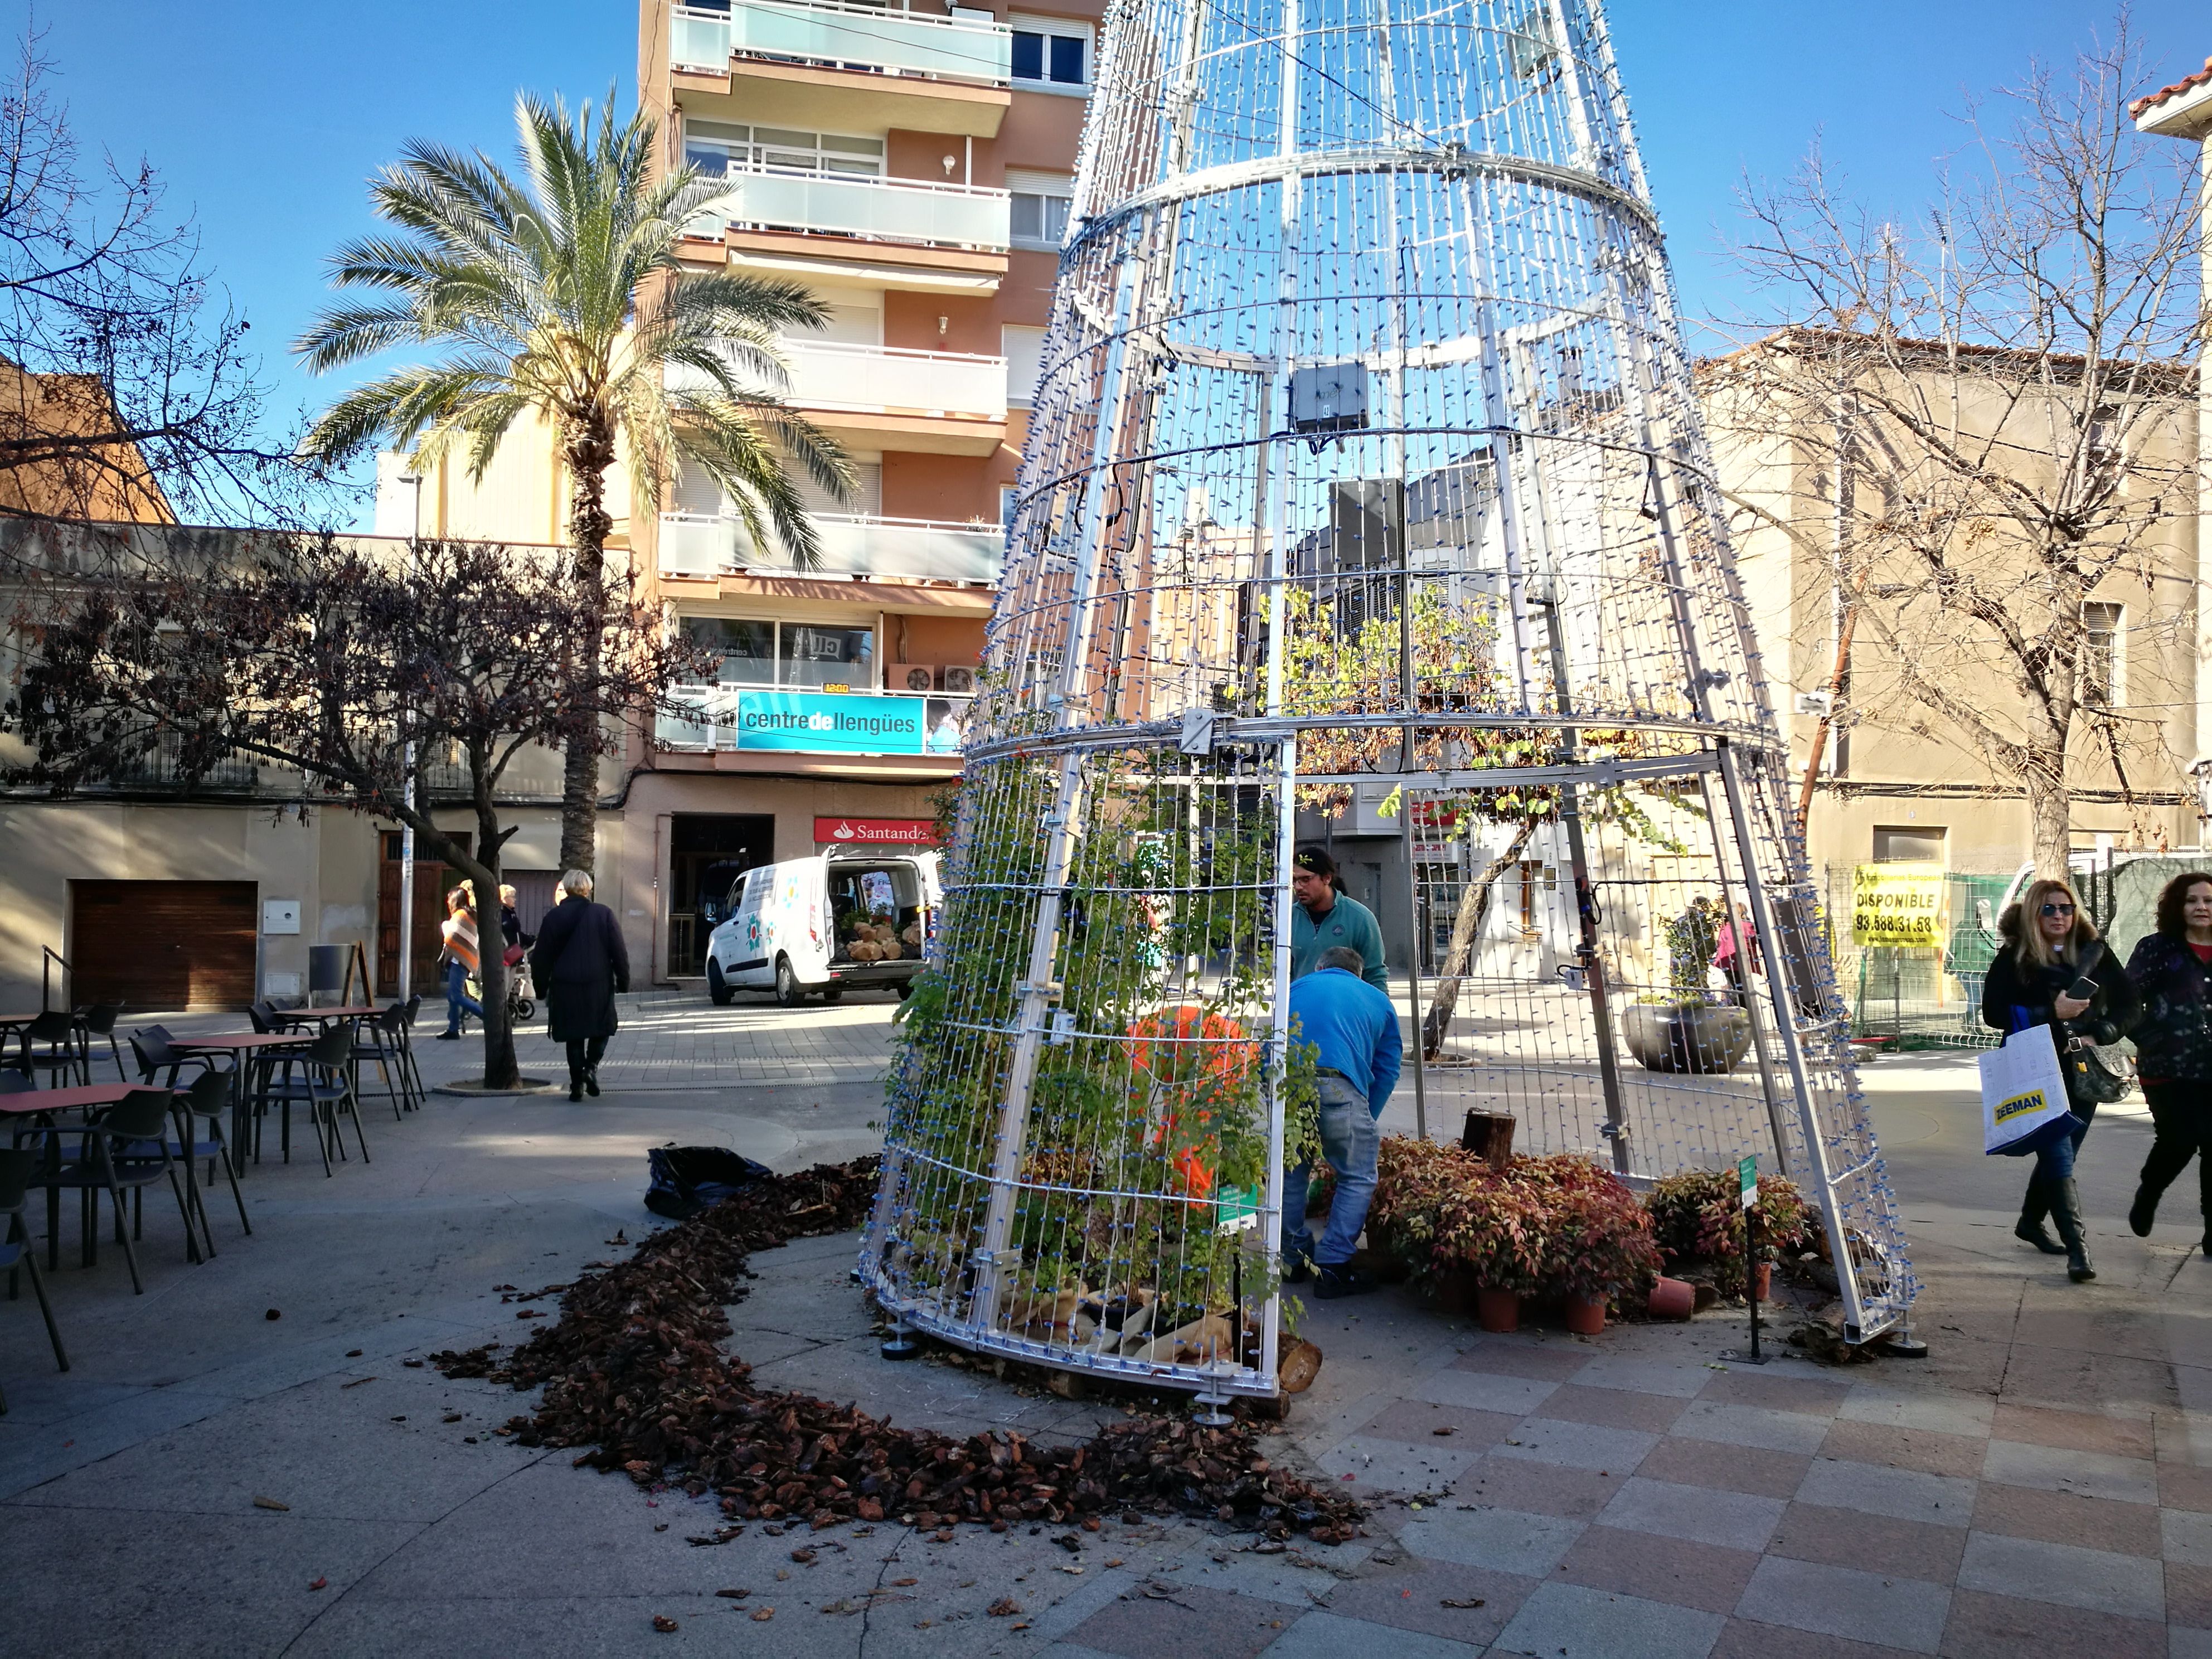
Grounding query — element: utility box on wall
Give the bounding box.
[261,899,302,935]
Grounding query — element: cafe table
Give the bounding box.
[169,1032,311,1161]
[1,1079,178,1268]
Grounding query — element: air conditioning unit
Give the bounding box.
[942,664,977,695]
[889,663,938,693]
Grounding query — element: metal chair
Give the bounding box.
[80,1003,128,1081]
[0,1146,69,1411]
[31,1087,200,1290]
[0,1068,35,1095]
[18,1010,86,1087]
[246,1001,278,1035]
[352,1006,411,1119]
[394,994,428,1108]
[306,1025,371,1168]
[168,1069,250,1255]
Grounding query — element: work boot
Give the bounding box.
[568,1070,584,1103]
[2015,1178,2067,1255]
[2128,1182,2160,1238]
[1313,1264,1377,1300]
[583,1065,601,1099]
[2051,1177,2095,1282]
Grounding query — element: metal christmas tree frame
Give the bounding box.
[864,0,1914,1399]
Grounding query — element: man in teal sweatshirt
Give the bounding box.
[1291,846,1389,989]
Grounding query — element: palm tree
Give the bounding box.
[295,90,848,875]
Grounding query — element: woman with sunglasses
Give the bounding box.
[1981,878,2140,1280]
[2123,872,2212,1255]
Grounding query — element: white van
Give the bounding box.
[705,848,941,1006]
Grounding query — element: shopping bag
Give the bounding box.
[1980,1024,2072,1154]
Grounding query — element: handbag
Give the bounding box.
[2073,1037,2132,1104]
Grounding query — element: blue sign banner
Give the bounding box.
[733,691,964,756]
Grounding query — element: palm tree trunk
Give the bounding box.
[559,415,618,877]
[1420,817,1537,1060]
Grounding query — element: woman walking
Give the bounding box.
[530,869,630,1102]
[2125,872,2212,1255]
[437,886,484,1041]
[1981,877,2140,1282]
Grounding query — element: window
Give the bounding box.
[1871,826,1946,865]
[681,618,875,689]
[1002,324,1047,406]
[2083,601,2123,707]
[1008,14,1090,86]
[1006,168,1073,249]
[682,118,884,178]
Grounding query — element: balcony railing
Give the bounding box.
[660,511,1003,584]
[671,0,1012,85]
[693,163,1011,250]
[654,684,972,758]
[671,338,1008,423]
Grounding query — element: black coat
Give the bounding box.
[2126,930,2212,1083]
[531,896,629,1041]
[1981,934,2140,1108]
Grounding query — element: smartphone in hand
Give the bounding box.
[2065,976,2097,1002]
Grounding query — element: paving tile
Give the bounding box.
[1492,1580,1727,1659]
[1535,1382,1691,1435]
[1936,1587,2167,1659]
[1636,1437,1810,1500]
[1672,1399,1832,1455]
[1492,1419,1658,1474]
[1413,1370,1559,1417]
[1555,1523,1759,1614]
[1596,1477,1785,1551]
[1836,1388,1995,1440]
[1955,1530,2165,1621]
[1697,1369,1852,1416]
[2001,1347,2181,1418]
[1448,1340,1594,1381]
[1259,1609,1484,1659]
[1968,1481,2161,1556]
[1797,1459,1978,1527]
[1066,1579,1290,1659]
[2170,1627,2212,1659]
[1311,1556,1533,1647]
[1567,1355,1716,1399]
[2157,1561,2212,1627]
[1709,1617,1927,1659]
[1993,1403,2157,1459]
[1318,1433,1480,1495]
[1394,1505,1584,1576]
[1982,1439,2160,1506]
[2167,1508,2212,1567]
[1735,1554,1952,1654]
[1355,1398,1520,1449]
[1448,1456,1625,1520]
[1819,1419,1990,1481]
[1767,1502,1967,1583]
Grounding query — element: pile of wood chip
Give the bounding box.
[431,1157,1360,1542]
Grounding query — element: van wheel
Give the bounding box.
[821,984,844,1003]
[774,956,806,1007]
[707,959,734,1007]
[896,980,914,1001]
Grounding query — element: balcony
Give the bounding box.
[694,164,1011,251]
[660,511,1003,584]
[654,684,972,758]
[672,1,1012,86]
[674,337,1008,454]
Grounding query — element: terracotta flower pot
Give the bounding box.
[1476,1288,1521,1333]
[1432,1272,1479,1317]
[1563,1292,1607,1335]
[1646,1276,1695,1321]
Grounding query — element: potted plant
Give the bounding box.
[1645,1169,1813,1301]
[1540,1168,1661,1334]
[1432,1166,1546,1331]
[1623,898,1752,1074]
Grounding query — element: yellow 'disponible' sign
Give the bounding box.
[1851,861,1947,948]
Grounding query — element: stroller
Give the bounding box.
[463,945,536,1029]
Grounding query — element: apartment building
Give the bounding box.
[399,0,1095,983]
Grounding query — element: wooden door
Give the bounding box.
[69,881,258,1011]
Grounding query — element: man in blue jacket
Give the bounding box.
[1284,945,1403,1298]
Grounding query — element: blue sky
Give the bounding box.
[7,1,2205,521]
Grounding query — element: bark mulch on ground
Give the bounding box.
[432,1157,1362,1543]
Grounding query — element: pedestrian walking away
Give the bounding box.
[1282,945,1403,1299]
[1714,901,1759,1006]
[436,886,484,1040]
[1289,846,1389,989]
[1981,877,2140,1281]
[2125,870,2212,1256]
[531,869,630,1102]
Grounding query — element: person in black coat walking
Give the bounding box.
[1981,877,2140,1282]
[2124,871,2212,1254]
[530,869,630,1102]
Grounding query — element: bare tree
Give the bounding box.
[1711,17,2201,875]
[3,528,710,1087]
[0,31,313,527]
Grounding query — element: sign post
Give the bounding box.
[1723,1153,1769,1365]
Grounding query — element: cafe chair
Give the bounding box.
[32,1086,201,1290]
[19,1010,86,1088]
[169,1068,250,1254]
[0,1146,69,1411]
[80,1003,128,1082]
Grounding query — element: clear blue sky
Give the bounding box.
[7,1,2205,522]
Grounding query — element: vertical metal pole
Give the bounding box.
[398,743,416,1003]
[1400,802,1429,1140]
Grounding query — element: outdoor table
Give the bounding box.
[171,1032,311,1162]
[1,1079,173,1269]
[279,1005,381,1026]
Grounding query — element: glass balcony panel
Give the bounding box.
[783,339,1007,420]
[720,167,1010,249]
[659,512,1004,584]
[671,8,734,71]
[725,0,1012,83]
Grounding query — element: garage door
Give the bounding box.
[70,881,258,1011]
